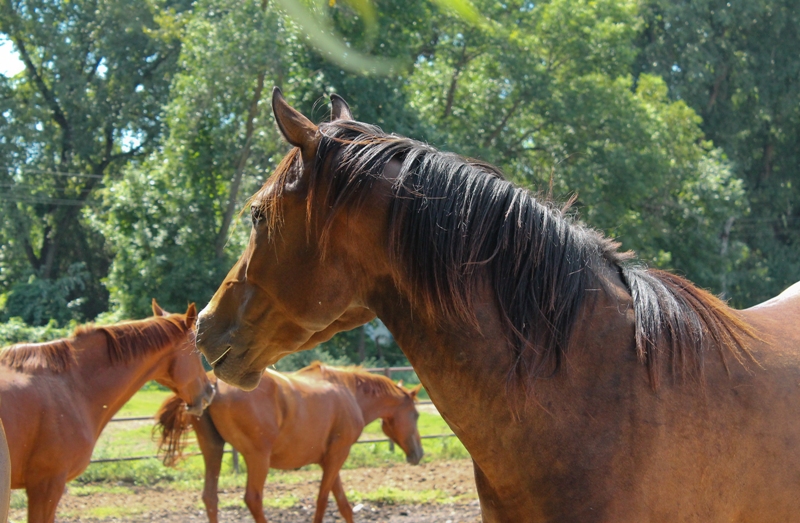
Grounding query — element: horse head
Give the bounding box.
[381,383,424,465]
[196,89,378,390]
[153,300,215,416]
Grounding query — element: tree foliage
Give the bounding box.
[638,0,800,304]
[0,0,188,320]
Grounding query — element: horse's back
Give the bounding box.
[0,367,93,487]
[740,281,800,362]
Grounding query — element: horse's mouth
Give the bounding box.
[185,385,216,417]
[207,345,232,367]
[209,347,264,391]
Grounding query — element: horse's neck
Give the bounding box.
[70,332,171,431]
[351,381,401,424]
[369,265,637,491]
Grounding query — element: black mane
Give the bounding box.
[257,120,754,389]
[315,121,631,382]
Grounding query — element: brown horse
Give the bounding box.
[0,300,215,523]
[156,362,422,523]
[0,416,9,523]
[195,89,800,522]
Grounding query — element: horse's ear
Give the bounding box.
[272,87,317,149]
[185,303,198,329]
[396,379,404,388]
[330,93,353,121]
[152,298,167,317]
[409,384,423,400]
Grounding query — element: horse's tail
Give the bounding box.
[154,394,194,467]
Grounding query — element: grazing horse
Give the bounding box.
[156,362,423,523]
[195,89,800,522]
[0,300,215,523]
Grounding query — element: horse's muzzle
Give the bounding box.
[185,382,216,417]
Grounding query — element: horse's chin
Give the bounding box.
[406,453,423,466]
[185,404,205,417]
[213,363,264,391]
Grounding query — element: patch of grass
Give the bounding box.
[68,484,134,497]
[114,388,171,417]
[77,458,192,486]
[421,436,470,461]
[10,490,26,510]
[85,504,145,518]
[264,494,300,509]
[349,486,452,505]
[218,498,245,510]
[345,431,468,468]
[199,491,299,511]
[361,412,450,437]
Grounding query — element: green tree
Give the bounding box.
[403,0,746,294]
[98,0,289,317]
[0,0,188,321]
[637,0,800,305]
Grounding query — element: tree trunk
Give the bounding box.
[214,72,267,258]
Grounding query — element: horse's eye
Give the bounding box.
[250,205,264,224]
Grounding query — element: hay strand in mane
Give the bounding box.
[622,267,757,388]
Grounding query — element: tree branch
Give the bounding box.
[215,70,267,258]
[483,97,523,148]
[11,34,73,162]
[443,41,471,119]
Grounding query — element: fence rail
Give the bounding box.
[90,366,454,466]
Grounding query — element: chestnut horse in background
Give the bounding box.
[157,362,422,523]
[0,300,215,523]
[195,89,800,522]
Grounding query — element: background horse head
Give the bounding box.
[148,300,215,416]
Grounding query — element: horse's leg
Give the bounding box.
[242,451,271,523]
[193,414,226,523]
[331,473,354,523]
[313,450,351,523]
[24,475,66,523]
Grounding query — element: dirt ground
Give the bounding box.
[11,459,481,523]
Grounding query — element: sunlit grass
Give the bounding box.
[348,486,454,505]
[9,490,26,510]
[68,484,134,497]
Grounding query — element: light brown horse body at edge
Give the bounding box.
[0,300,215,523]
[0,414,9,523]
[195,89,800,522]
[156,362,423,523]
